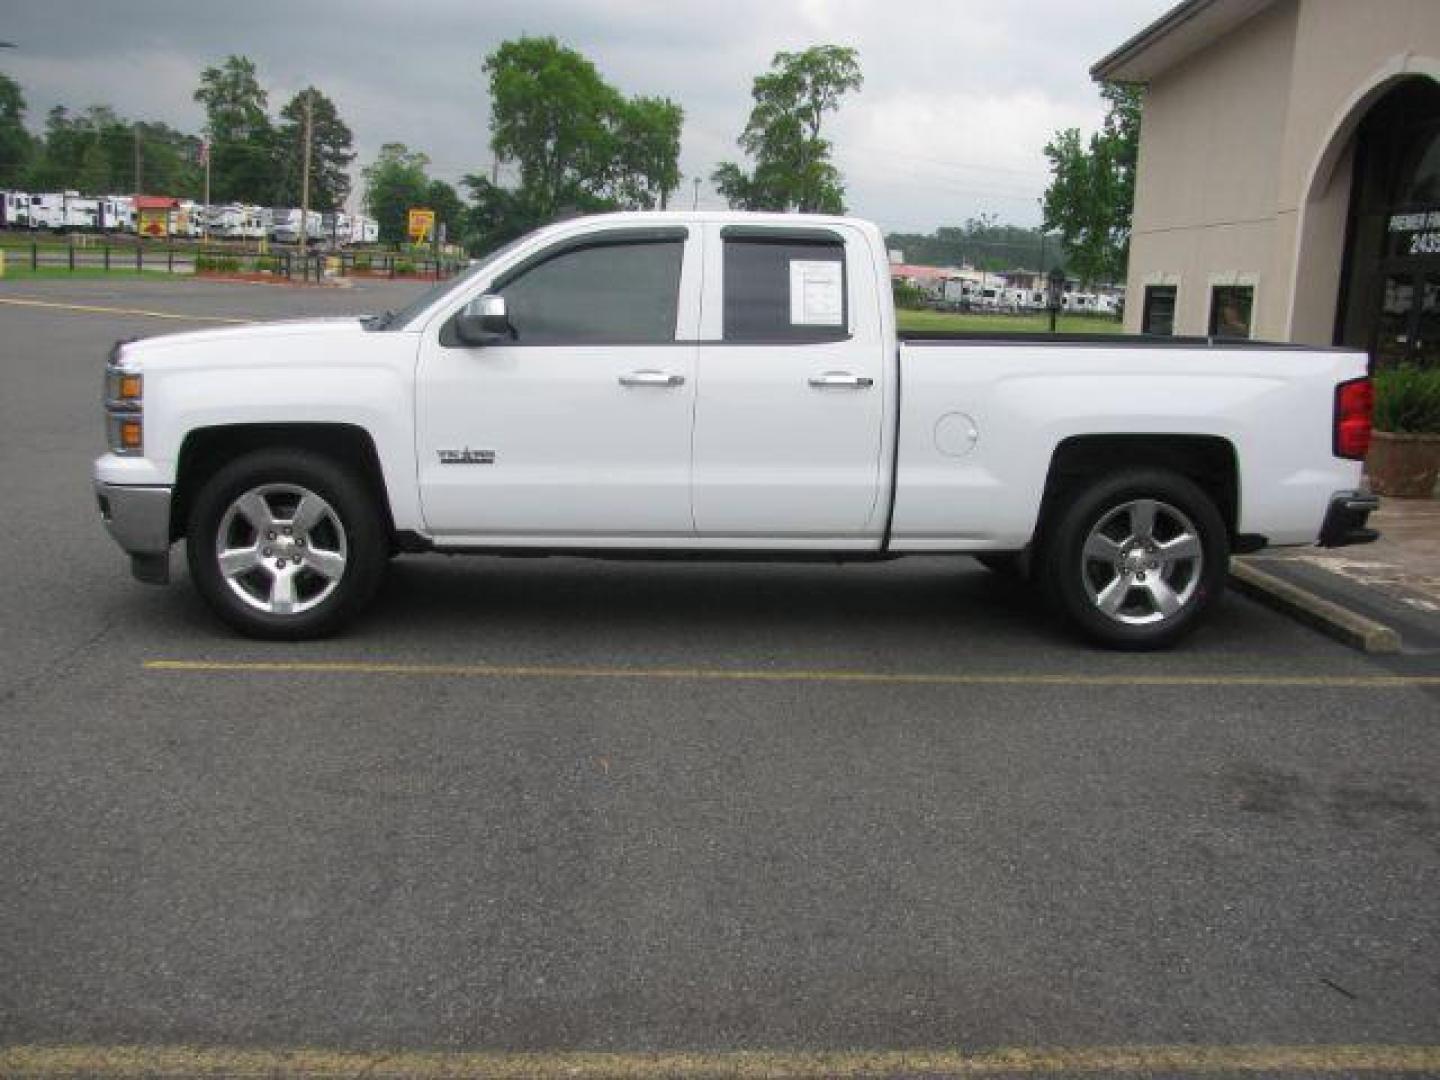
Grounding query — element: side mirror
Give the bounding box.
[454,294,513,346]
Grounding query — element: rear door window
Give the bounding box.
[722,234,849,343]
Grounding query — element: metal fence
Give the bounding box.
[0,242,467,281]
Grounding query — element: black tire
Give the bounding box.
[1040,468,1228,650]
[186,449,388,640]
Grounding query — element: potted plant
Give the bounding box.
[1367,364,1440,497]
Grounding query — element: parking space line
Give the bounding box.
[143,659,1440,689]
[0,296,254,323]
[3,1043,1439,1077]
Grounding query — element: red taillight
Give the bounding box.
[1334,376,1373,460]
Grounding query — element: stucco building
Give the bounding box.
[1094,0,1440,366]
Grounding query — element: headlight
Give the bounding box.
[104,350,143,454]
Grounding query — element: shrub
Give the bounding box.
[892,279,929,311]
[1373,364,1440,434]
[394,259,417,276]
[195,253,241,274]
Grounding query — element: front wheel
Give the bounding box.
[1041,469,1228,650]
[186,450,388,640]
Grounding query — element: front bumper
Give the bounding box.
[95,481,173,583]
[1317,490,1381,548]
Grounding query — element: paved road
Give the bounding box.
[0,278,1436,1073]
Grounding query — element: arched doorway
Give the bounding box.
[1336,77,1440,368]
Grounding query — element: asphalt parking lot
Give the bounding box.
[0,276,1437,1077]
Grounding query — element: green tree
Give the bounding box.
[128,121,203,195]
[485,36,619,218]
[424,179,465,244]
[23,105,199,195]
[886,215,1066,275]
[461,173,545,255]
[273,87,355,211]
[483,36,684,218]
[713,45,862,213]
[24,106,114,191]
[1041,83,1141,285]
[76,139,111,194]
[195,55,276,203]
[362,142,432,244]
[611,95,683,209]
[0,72,33,187]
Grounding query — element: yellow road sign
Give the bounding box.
[407,208,436,243]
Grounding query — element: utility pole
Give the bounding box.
[691,176,700,211]
[200,137,210,241]
[298,88,314,249]
[133,124,143,194]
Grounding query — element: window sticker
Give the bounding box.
[788,260,844,326]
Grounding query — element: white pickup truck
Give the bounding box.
[95,211,1380,648]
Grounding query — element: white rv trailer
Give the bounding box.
[320,210,352,245]
[0,190,30,228]
[166,200,203,239]
[217,203,268,240]
[205,203,265,239]
[940,275,979,307]
[204,203,242,238]
[268,207,324,244]
[349,213,379,245]
[28,193,66,230]
[98,195,134,232]
[60,194,100,230]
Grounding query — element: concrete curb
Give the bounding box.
[1229,560,1401,654]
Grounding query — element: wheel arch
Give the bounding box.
[1034,434,1239,553]
[170,423,396,544]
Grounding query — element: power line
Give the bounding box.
[854,145,1050,179]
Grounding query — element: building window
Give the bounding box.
[1141,285,1177,335]
[1209,284,1254,339]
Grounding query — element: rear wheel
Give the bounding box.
[186,450,388,639]
[1041,469,1227,650]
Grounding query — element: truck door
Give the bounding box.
[415,225,701,539]
[691,224,887,540]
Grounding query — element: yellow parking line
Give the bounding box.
[3,1044,1439,1077]
[143,658,1440,689]
[0,295,254,323]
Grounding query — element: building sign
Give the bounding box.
[407,208,435,244]
[137,209,168,238]
[1388,209,1440,256]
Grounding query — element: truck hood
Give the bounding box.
[118,317,372,360]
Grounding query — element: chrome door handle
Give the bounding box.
[619,370,685,387]
[808,371,874,389]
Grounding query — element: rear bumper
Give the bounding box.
[95,481,173,583]
[1317,490,1380,548]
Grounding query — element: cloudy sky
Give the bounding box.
[0,0,1172,233]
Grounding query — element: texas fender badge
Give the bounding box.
[437,448,497,465]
